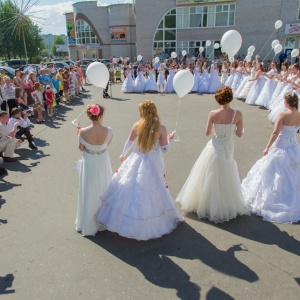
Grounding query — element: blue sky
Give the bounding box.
[29,0,131,35]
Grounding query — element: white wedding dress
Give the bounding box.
[176,111,249,223]
[242,125,300,223]
[76,128,113,236]
[97,140,184,240]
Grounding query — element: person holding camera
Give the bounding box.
[7,108,37,149]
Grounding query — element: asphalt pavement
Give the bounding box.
[1,83,299,300]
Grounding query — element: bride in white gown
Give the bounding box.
[76,104,113,236]
[242,92,300,223]
[97,100,184,240]
[176,86,249,223]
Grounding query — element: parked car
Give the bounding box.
[0,66,16,79]
[64,60,77,66]
[19,64,40,74]
[0,61,8,67]
[46,61,69,69]
[98,59,111,66]
[7,59,27,69]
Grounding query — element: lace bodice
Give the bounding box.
[79,127,112,154]
[274,125,299,149]
[213,124,236,143]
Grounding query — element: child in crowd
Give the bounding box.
[15,87,29,111]
[33,82,45,123]
[45,85,54,116]
[69,80,76,100]
[51,72,60,105]
[63,70,70,101]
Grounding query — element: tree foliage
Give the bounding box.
[50,35,67,56]
[0,0,45,61]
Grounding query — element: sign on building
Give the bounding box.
[110,27,127,43]
[65,12,76,45]
[176,0,232,5]
[285,23,300,35]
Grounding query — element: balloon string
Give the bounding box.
[258,29,276,56]
[174,100,182,133]
[72,90,103,122]
[262,48,273,62]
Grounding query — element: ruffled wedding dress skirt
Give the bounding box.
[97,143,184,240]
[242,125,300,223]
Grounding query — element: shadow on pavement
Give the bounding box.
[214,214,300,257]
[206,286,234,300]
[0,274,15,294]
[89,223,258,300]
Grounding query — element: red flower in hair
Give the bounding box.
[90,104,100,116]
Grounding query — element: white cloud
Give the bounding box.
[31,0,132,35]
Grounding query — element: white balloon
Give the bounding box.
[221,30,242,57]
[274,44,283,54]
[119,57,123,61]
[291,49,299,58]
[271,40,279,49]
[206,40,211,47]
[199,46,204,53]
[248,45,255,53]
[275,20,283,30]
[214,43,220,49]
[71,119,79,126]
[86,62,109,88]
[247,51,253,56]
[182,50,187,56]
[154,57,160,63]
[229,57,234,63]
[245,55,252,62]
[173,70,194,98]
[171,52,177,59]
[137,55,143,61]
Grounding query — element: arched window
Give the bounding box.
[76,19,99,44]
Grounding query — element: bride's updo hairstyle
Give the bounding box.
[284,92,299,110]
[86,103,105,121]
[215,86,233,105]
[137,100,161,153]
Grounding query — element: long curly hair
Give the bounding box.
[136,100,160,153]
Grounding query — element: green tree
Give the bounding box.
[50,36,68,57]
[0,0,45,60]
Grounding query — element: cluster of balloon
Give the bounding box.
[182,50,187,56]
[199,46,204,53]
[206,40,211,47]
[137,55,143,61]
[171,52,177,58]
[86,62,109,88]
[245,45,255,62]
[214,43,220,49]
[220,30,242,58]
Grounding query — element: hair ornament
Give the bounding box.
[90,104,100,116]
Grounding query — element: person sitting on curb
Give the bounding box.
[0,111,19,162]
[7,108,37,150]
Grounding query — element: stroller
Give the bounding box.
[115,69,122,83]
[103,81,111,98]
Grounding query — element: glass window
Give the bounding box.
[165,30,176,40]
[190,14,202,27]
[216,12,228,26]
[298,0,300,19]
[285,37,296,48]
[76,19,99,44]
[158,20,164,28]
[165,15,176,28]
[154,30,163,41]
[229,12,235,26]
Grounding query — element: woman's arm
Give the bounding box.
[119,124,138,162]
[205,111,214,136]
[263,114,284,155]
[235,111,243,137]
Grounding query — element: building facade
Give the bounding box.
[41,34,68,54]
[67,0,300,62]
[67,1,136,60]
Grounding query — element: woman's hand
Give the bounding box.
[263,148,269,156]
[168,132,175,140]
